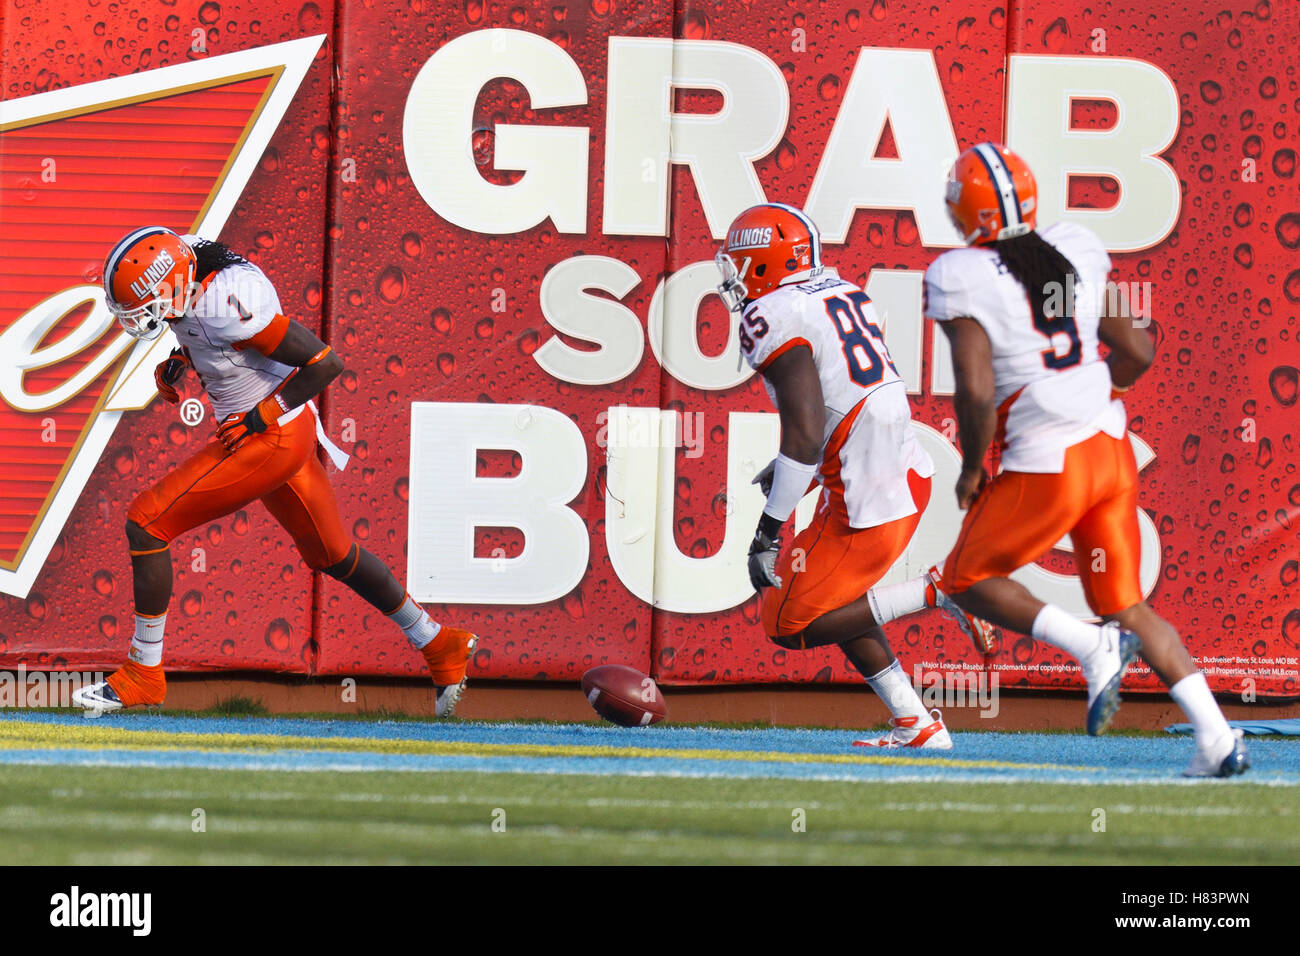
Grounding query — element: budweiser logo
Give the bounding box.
[0,36,323,598]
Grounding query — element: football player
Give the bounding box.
[72,227,476,716]
[717,203,994,750]
[926,143,1247,777]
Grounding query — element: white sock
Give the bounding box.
[1169,672,1232,746]
[388,594,441,649]
[866,660,930,723]
[128,612,165,667]
[867,574,931,626]
[1031,604,1105,674]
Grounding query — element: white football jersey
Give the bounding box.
[924,220,1126,473]
[740,268,934,529]
[172,237,294,421]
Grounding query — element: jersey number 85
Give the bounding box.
[825,291,898,389]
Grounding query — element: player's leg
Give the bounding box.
[261,450,476,715]
[121,517,172,670]
[765,542,938,746]
[1072,439,1248,775]
[845,477,955,749]
[319,541,477,693]
[788,590,941,744]
[761,478,947,748]
[942,575,1043,635]
[786,473,988,650]
[75,424,313,712]
[804,563,995,654]
[838,628,952,750]
[942,438,1140,734]
[869,564,999,654]
[321,544,402,612]
[1105,603,1245,776]
[944,469,1066,633]
[126,523,171,617]
[762,498,919,651]
[760,507,860,646]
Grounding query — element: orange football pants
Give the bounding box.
[943,430,1142,616]
[762,470,931,638]
[127,407,352,570]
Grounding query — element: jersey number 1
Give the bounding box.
[825,291,897,388]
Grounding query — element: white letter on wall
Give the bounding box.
[535,255,645,385]
[807,48,961,246]
[1006,55,1179,251]
[404,29,589,234]
[407,402,588,604]
[604,37,787,237]
[647,260,750,391]
[606,408,782,612]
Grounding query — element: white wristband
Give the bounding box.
[762,453,819,522]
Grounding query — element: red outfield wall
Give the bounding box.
[0,0,1296,697]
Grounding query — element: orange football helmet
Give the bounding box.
[945,143,1037,246]
[102,226,197,339]
[715,202,823,312]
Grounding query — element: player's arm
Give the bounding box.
[939,316,997,510]
[216,318,345,451]
[264,320,346,407]
[765,345,825,467]
[1097,286,1154,392]
[747,345,824,590]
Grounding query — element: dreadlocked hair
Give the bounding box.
[191,238,247,282]
[992,230,1083,368]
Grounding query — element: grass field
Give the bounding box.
[1,710,1296,865]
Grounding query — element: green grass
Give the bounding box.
[195,695,271,717]
[0,764,1292,865]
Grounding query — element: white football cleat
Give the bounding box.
[853,709,953,750]
[71,680,124,716]
[926,566,998,655]
[434,679,467,718]
[421,628,476,718]
[1183,728,1251,778]
[1085,622,1141,736]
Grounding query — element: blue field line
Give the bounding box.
[0,711,1296,785]
[1,744,1298,786]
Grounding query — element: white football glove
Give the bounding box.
[751,458,776,497]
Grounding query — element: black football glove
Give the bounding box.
[215,398,276,453]
[154,347,190,404]
[747,512,784,591]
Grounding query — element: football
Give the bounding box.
[580,665,668,727]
